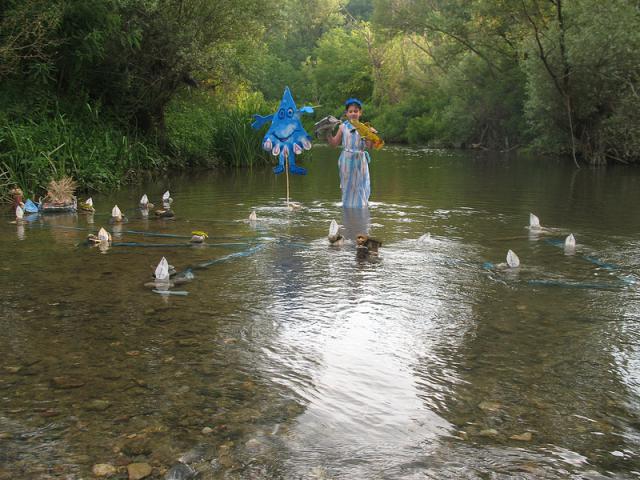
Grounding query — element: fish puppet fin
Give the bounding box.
[251,114,274,130]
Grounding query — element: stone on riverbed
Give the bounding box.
[127,462,152,480]
[164,463,197,480]
[51,376,85,389]
[86,399,111,411]
[510,431,533,441]
[92,463,117,477]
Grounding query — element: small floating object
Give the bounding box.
[529,213,541,230]
[249,210,257,222]
[417,233,431,243]
[155,256,171,281]
[154,208,175,219]
[109,205,128,223]
[173,269,195,285]
[152,289,189,296]
[356,234,382,260]
[39,177,78,213]
[88,227,112,244]
[287,201,302,211]
[162,190,173,207]
[23,199,39,213]
[564,233,576,253]
[328,219,344,246]
[15,205,24,220]
[506,249,520,268]
[140,194,154,210]
[79,197,95,213]
[190,230,208,243]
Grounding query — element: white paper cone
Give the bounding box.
[98,227,110,242]
[506,249,520,268]
[564,233,576,250]
[329,220,339,238]
[529,213,541,229]
[155,257,170,281]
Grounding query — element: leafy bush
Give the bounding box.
[166,88,272,168]
[0,93,165,198]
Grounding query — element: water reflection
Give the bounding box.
[1,149,640,478]
[341,207,370,241]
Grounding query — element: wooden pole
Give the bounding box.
[285,150,290,207]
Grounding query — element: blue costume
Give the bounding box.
[251,87,313,175]
[338,119,370,208]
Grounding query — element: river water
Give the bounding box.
[1,146,640,479]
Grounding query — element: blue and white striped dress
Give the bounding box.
[338,120,370,208]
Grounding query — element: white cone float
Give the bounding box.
[329,220,340,238]
[97,227,111,243]
[506,249,520,268]
[249,210,257,222]
[564,233,576,252]
[529,213,541,229]
[15,205,24,220]
[111,205,122,220]
[140,194,149,206]
[155,257,170,281]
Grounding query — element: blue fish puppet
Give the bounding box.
[251,87,313,175]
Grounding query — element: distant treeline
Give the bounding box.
[1,0,638,198]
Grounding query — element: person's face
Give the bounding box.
[346,105,361,122]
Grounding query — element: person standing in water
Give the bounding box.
[327,98,373,208]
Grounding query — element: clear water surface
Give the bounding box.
[1,146,640,479]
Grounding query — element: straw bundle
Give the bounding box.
[45,176,77,204]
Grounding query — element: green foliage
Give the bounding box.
[166,88,272,168]
[0,88,165,198]
[305,26,374,107]
[524,0,640,163]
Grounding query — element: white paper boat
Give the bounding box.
[506,249,520,268]
[97,227,110,243]
[529,213,541,229]
[564,233,576,251]
[155,257,170,281]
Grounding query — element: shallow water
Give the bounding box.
[1,146,640,479]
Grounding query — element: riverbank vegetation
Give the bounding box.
[1,0,638,197]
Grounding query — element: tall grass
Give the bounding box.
[0,104,166,198]
[166,89,272,168]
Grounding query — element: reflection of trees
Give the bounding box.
[428,280,640,473]
[342,207,370,241]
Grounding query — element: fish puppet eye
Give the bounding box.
[287,108,294,118]
[278,109,285,120]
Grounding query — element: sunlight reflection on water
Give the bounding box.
[1,147,640,478]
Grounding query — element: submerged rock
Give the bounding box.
[510,431,533,441]
[164,463,196,480]
[92,464,117,477]
[127,462,152,480]
[51,376,85,389]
